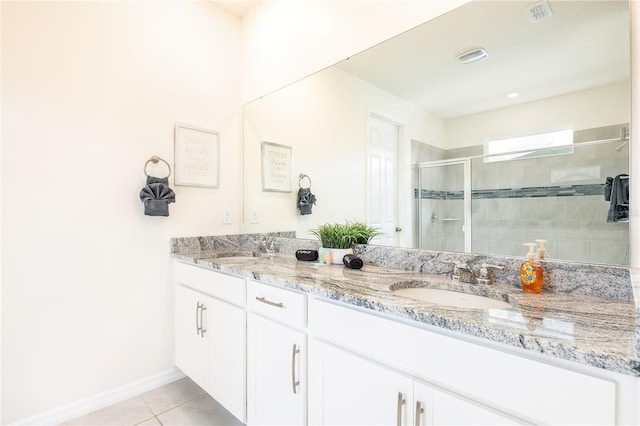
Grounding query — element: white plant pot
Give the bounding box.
[329,248,353,265]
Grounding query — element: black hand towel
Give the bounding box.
[140,176,176,217]
[297,187,316,215]
[606,174,629,222]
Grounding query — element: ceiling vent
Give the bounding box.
[525,1,553,23]
[456,48,489,64]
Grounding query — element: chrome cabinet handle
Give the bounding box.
[397,392,406,426]
[195,302,208,336]
[256,296,284,308]
[415,401,424,426]
[199,303,207,338]
[195,302,199,336]
[291,344,300,394]
[195,302,202,336]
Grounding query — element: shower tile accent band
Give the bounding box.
[414,183,606,200]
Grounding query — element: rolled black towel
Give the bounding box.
[343,254,363,269]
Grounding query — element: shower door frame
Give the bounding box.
[417,158,472,252]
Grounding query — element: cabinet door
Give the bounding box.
[247,313,305,425]
[205,295,246,422]
[174,284,246,423]
[413,381,520,426]
[308,340,413,426]
[174,284,211,390]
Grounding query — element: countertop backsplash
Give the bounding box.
[171,233,634,302]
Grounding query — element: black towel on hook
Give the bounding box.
[606,174,629,222]
[297,187,316,215]
[140,176,176,217]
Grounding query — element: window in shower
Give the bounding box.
[485,129,574,163]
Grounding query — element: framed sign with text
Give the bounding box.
[174,124,219,188]
[261,141,292,192]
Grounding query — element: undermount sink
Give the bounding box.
[391,287,511,310]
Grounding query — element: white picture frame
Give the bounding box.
[174,124,220,188]
[261,141,292,192]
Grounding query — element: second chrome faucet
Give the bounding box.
[442,261,505,285]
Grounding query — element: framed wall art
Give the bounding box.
[174,123,220,188]
[261,141,292,192]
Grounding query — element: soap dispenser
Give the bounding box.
[520,243,544,294]
[535,239,547,260]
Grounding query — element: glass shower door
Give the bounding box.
[418,160,470,252]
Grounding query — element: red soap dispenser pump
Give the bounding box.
[520,242,544,294]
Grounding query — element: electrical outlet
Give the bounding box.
[223,209,232,224]
[251,209,259,224]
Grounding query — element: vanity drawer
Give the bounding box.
[174,261,245,306]
[247,280,306,329]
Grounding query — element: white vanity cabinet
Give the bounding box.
[309,340,517,425]
[308,297,620,425]
[173,262,246,422]
[246,280,307,426]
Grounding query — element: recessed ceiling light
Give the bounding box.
[507,92,520,98]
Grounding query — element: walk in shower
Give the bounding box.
[413,125,630,265]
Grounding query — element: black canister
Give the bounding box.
[343,254,364,269]
[295,249,319,261]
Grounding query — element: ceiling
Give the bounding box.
[336,0,630,119]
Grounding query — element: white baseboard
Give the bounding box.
[12,368,185,426]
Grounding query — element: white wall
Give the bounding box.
[1,2,242,423]
[241,0,471,102]
[243,66,435,246]
[444,81,630,150]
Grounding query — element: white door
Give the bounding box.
[308,340,413,425]
[174,285,211,391]
[369,113,400,246]
[247,313,305,426]
[205,296,246,422]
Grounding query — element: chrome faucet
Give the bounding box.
[442,261,506,285]
[442,261,476,284]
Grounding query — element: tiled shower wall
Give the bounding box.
[412,124,630,265]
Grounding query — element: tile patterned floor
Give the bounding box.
[60,377,243,426]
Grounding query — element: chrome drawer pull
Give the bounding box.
[397,392,406,426]
[415,401,424,426]
[195,302,202,336]
[291,344,300,394]
[256,296,284,308]
[199,304,207,337]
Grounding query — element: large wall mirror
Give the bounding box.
[243,0,630,265]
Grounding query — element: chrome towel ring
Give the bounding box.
[299,173,312,188]
[144,156,172,178]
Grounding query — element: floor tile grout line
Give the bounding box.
[151,393,210,418]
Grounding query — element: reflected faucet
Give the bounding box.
[477,264,506,285]
[257,237,279,254]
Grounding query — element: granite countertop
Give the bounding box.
[172,250,640,377]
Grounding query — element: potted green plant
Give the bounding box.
[309,220,381,264]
